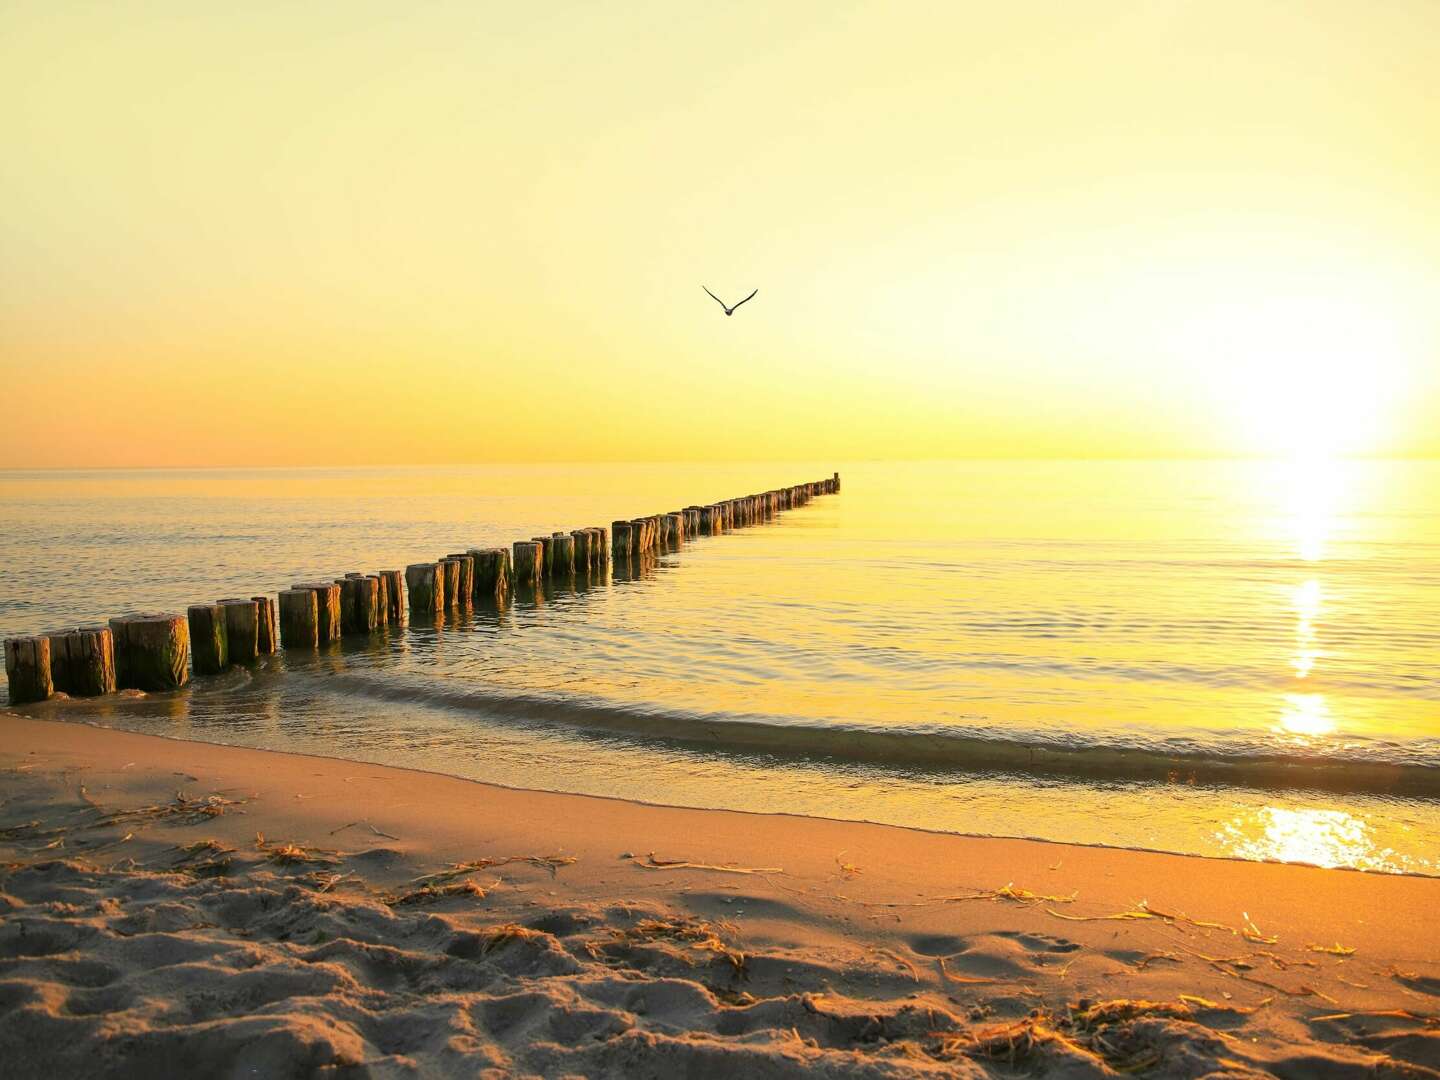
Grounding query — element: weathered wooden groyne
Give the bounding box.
[3,473,840,704]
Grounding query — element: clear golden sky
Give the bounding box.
[2,2,1437,467]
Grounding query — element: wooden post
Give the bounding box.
[469,548,511,602]
[336,576,358,632]
[296,583,342,643]
[370,575,390,627]
[219,599,260,663]
[445,553,475,604]
[109,613,189,691]
[187,603,229,675]
[292,584,337,642]
[379,570,405,624]
[530,536,556,575]
[337,577,377,635]
[438,558,462,607]
[278,588,319,649]
[569,529,592,573]
[252,595,278,653]
[512,541,543,588]
[48,626,116,696]
[4,635,53,704]
[549,532,576,577]
[406,563,443,615]
[590,526,610,567]
[611,523,633,559]
[361,576,381,630]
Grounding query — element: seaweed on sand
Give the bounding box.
[942,882,1078,906]
[412,854,576,885]
[99,791,245,826]
[253,833,342,867]
[929,995,1267,1072]
[386,879,491,906]
[635,853,781,875]
[599,915,748,974]
[171,838,235,877]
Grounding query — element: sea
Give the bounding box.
[3,460,1438,875]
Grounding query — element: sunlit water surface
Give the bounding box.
[3,461,1438,875]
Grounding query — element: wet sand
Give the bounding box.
[1,712,1437,1077]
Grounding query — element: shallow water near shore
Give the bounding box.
[3,460,1439,874]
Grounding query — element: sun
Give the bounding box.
[1185,279,1413,460]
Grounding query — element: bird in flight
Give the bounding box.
[703,286,758,316]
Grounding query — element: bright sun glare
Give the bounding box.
[1191,286,1412,460]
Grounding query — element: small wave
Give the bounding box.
[316,673,1440,797]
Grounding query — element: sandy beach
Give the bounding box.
[0,713,1434,1077]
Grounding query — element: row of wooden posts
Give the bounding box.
[3,474,840,705]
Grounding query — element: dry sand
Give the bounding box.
[1,712,1437,1078]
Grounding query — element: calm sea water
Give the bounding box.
[3,460,1438,874]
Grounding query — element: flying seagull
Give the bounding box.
[703,286,758,316]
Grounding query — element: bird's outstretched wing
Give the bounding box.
[731,288,758,310]
[702,286,727,309]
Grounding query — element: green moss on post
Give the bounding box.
[109,613,189,692]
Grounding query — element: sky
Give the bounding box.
[2,1,1438,467]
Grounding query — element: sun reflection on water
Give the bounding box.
[1290,577,1322,680]
[1276,692,1335,737]
[1217,806,1382,870]
[1270,457,1346,741]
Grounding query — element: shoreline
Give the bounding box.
[3,713,1438,1076]
[11,709,1439,883]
